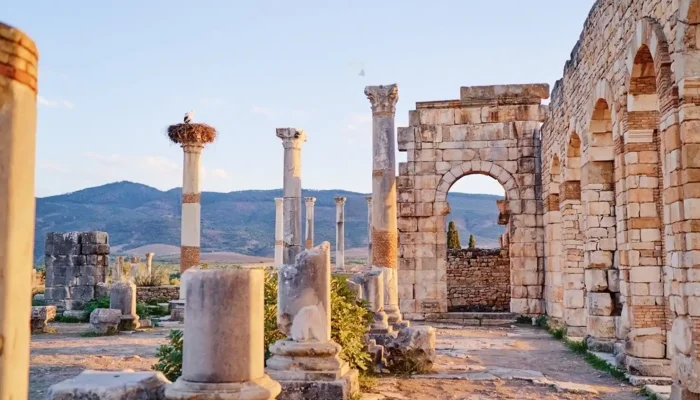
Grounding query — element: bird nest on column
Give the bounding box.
[167,123,217,145]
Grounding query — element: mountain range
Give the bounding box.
[34,181,504,263]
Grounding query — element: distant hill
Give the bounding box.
[34,181,504,263]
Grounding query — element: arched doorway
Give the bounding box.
[445,174,507,312]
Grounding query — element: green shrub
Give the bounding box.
[54,315,84,323]
[136,302,151,320]
[154,271,372,381]
[84,296,111,317]
[153,330,183,381]
[32,298,46,306]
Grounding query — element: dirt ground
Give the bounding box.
[29,322,645,400]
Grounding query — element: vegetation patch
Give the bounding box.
[54,315,84,323]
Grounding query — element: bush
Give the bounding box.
[54,315,84,323]
[84,296,111,316]
[153,330,183,381]
[169,278,180,286]
[154,271,372,381]
[135,265,169,287]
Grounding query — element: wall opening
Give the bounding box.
[445,174,508,312]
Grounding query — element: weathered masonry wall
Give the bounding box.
[136,285,179,303]
[447,248,510,312]
[396,84,547,318]
[539,0,700,390]
[44,232,110,310]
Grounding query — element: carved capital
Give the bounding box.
[366,195,372,204]
[305,197,316,205]
[276,128,307,148]
[334,196,347,205]
[365,84,399,115]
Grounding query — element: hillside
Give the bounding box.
[34,181,504,262]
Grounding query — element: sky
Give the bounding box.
[6,1,594,198]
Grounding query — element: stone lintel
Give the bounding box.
[415,100,462,109]
[460,84,550,106]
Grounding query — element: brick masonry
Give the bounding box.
[447,248,510,312]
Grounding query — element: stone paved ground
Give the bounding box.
[29,322,645,400]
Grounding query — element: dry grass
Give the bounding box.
[167,123,217,145]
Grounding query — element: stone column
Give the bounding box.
[167,119,217,273]
[276,128,307,265]
[267,242,359,399]
[365,84,402,324]
[0,22,38,400]
[274,198,284,268]
[166,268,281,400]
[305,197,316,249]
[335,197,347,271]
[113,256,124,281]
[145,252,154,275]
[352,270,389,333]
[366,196,373,269]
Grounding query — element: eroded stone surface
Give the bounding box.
[47,370,169,400]
[89,308,121,335]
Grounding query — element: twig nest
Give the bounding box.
[167,123,217,145]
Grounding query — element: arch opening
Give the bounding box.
[444,173,508,312]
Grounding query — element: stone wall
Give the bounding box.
[136,285,179,303]
[447,248,510,312]
[44,232,109,310]
[396,84,547,318]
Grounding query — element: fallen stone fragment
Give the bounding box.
[553,381,599,395]
[47,370,170,399]
[89,308,121,335]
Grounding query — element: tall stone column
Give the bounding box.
[276,128,306,265]
[145,252,154,275]
[366,196,373,269]
[267,242,359,399]
[274,198,284,268]
[335,197,347,271]
[167,119,217,273]
[365,84,402,324]
[0,22,38,400]
[305,197,316,249]
[166,268,281,400]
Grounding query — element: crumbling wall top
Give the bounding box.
[459,84,550,106]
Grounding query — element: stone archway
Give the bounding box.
[395,84,547,318]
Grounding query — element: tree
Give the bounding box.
[447,221,461,249]
[468,234,476,248]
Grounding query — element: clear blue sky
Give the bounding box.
[6,1,594,197]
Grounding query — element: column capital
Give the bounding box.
[334,197,347,205]
[274,197,284,205]
[365,84,399,115]
[276,128,307,149]
[366,195,372,203]
[305,197,317,204]
[181,143,204,153]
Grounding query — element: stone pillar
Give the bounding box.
[274,198,284,268]
[266,242,359,399]
[110,281,140,331]
[145,253,154,275]
[365,84,402,324]
[113,256,124,281]
[277,128,306,265]
[166,268,280,400]
[167,119,217,273]
[352,270,389,333]
[305,197,316,249]
[366,196,373,269]
[335,197,347,271]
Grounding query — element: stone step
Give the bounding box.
[425,312,517,327]
[644,384,671,400]
[628,375,673,387]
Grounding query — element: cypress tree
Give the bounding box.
[447,221,461,249]
[468,234,476,248]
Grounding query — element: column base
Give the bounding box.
[169,300,185,322]
[385,305,404,326]
[165,375,281,400]
[266,340,359,400]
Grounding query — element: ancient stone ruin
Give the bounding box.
[44,231,110,312]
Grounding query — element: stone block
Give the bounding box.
[47,370,170,399]
[626,327,666,359]
[565,308,586,327]
[588,292,613,316]
[587,316,616,339]
[385,326,436,373]
[89,308,122,335]
[585,269,608,292]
